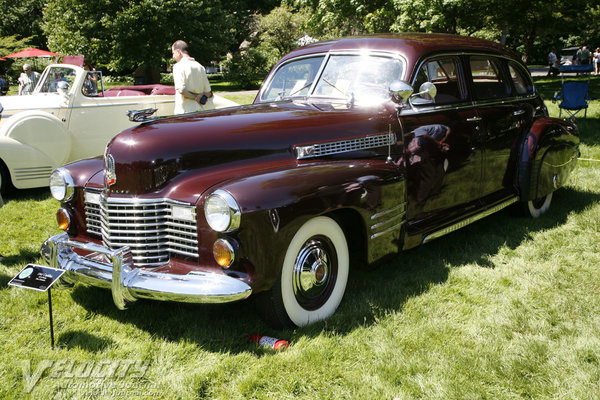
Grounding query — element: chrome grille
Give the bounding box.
[296,133,396,159]
[84,190,198,267]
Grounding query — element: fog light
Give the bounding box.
[213,239,235,268]
[57,208,71,231]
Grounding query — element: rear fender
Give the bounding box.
[1,110,71,166]
[518,117,579,201]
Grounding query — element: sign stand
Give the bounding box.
[9,264,66,349]
[48,289,55,349]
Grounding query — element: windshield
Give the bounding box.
[35,66,77,94]
[260,54,404,105]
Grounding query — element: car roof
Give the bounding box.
[275,33,518,70]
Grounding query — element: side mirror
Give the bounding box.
[417,82,437,100]
[389,81,413,104]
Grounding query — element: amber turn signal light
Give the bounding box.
[213,239,235,268]
[56,208,71,231]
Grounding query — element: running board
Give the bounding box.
[422,197,519,244]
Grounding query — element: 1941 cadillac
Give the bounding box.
[0,63,235,194]
[41,34,579,329]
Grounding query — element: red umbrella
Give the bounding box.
[4,48,59,58]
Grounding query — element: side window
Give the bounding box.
[82,71,102,97]
[469,56,509,100]
[413,56,464,105]
[508,62,534,96]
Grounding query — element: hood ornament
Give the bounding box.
[127,108,158,123]
[104,154,116,187]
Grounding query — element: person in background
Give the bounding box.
[17,64,40,95]
[593,47,600,75]
[0,74,9,95]
[171,40,213,114]
[547,49,559,77]
[580,45,591,65]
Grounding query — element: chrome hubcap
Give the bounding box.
[292,236,337,310]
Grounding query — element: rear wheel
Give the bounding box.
[524,192,553,218]
[256,216,349,329]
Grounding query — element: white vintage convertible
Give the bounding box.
[0,63,236,194]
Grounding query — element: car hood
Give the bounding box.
[102,100,395,198]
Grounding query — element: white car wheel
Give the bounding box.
[279,216,349,327]
[526,192,553,218]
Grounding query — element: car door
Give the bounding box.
[66,71,148,162]
[401,55,484,234]
[467,55,530,201]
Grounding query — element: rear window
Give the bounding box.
[469,56,510,100]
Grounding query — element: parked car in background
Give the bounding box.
[0,63,236,194]
[560,46,579,65]
[41,34,579,329]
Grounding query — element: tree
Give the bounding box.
[42,0,237,74]
[225,5,313,87]
[0,0,46,49]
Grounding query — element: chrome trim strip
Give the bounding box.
[369,203,406,239]
[370,213,404,230]
[370,222,404,239]
[296,132,396,159]
[13,166,53,180]
[422,197,519,243]
[370,204,405,220]
[41,232,252,307]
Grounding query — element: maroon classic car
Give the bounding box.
[41,34,579,329]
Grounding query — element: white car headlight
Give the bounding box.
[49,168,75,202]
[204,189,241,232]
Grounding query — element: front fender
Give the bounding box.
[209,159,405,291]
[518,117,579,201]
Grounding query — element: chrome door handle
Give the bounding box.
[513,109,525,116]
[466,116,482,122]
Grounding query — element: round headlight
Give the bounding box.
[204,189,241,232]
[49,168,75,202]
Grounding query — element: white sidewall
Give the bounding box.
[527,192,553,218]
[280,216,349,327]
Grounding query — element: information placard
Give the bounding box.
[8,264,65,292]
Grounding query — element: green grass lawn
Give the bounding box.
[1,77,600,399]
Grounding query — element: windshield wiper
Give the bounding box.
[288,80,314,97]
[321,78,347,96]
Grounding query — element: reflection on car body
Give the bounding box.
[40,34,579,329]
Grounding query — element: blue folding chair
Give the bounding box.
[554,81,590,119]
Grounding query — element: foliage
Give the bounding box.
[225,5,312,88]
[289,0,600,64]
[42,0,237,74]
[0,0,45,49]
[0,35,33,75]
[224,49,269,89]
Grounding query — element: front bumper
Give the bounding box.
[40,233,252,309]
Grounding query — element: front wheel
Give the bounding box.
[256,216,349,329]
[524,192,553,218]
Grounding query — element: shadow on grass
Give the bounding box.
[0,250,40,271]
[61,186,599,352]
[57,330,115,351]
[1,187,50,202]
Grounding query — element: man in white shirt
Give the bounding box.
[18,64,41,95]
[171,40,213,114]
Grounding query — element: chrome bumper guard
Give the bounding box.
[40,233,252,309]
